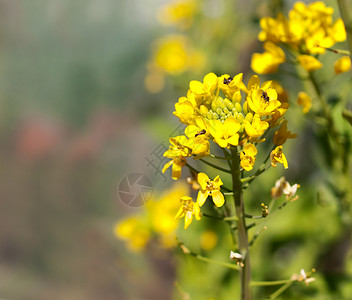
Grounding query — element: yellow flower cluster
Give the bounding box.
[145,35,205,93]
[163,72,296,180]
[114,183,188,251]
[252,1,346,74]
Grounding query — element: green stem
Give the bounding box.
[230,148,252,300]
[266,281,294,299]
[178,242,240,271]
[250,279,292,287]
[209,154,231,160]
[199,158,232,173]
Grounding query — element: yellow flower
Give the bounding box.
[270,146,288,169]
[153,35,204,74]
[189,72,219,105]
[273,120,297,146]
[297,92,312,114]
[197,173,225,207]
[173,96,195,125]
[162,156,187,180]
[258,2,346,55]
[114,218,151,252]
[240,143,257,171]
[163,135,191,158]
[157,0,196,30]
[334,56,351,74]
[297,55,322,72]
[246,75,281,117]
[175,196,201,229]
[244,113,269,140]
[162,136,191,180]
[251,41,286,74]
[219,73,247,100]
[209,117,241,148]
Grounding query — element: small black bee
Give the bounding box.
[195,129,206,137]
[223,77,233,85]
[261,91,270,102]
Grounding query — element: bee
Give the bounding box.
[261,90,270,102]
[223,77,233,85]
[195,129,206,137]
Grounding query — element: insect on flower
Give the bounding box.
[223,77,233,85]
[261,90,270,102]
[195,129,206,137]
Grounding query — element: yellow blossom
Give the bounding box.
[258,2,346,55]
[189,72,219,106]
[114,218,151,252]
[219,73,247,100]
[197,173,225,207]
[240,143,257,171]
[244,113,269,140]
[251,41,286,74]
[297,92,312,114]
[163,135,191,158]
[273,120,297,146]
[297,55,322,72]
[270,146,288,169]
[157,0,196,30]
[162,136,191,180]
[162,156,187,180]
[174,96,196,125]
[334,56,351,74]
[175,196,201,229]
[209,117,241,148]
[246,75,281,117]
[153,35,204,74]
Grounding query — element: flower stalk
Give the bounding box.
[230,147,252,300]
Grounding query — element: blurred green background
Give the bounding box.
[0,0,351,299]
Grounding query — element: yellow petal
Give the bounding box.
[175,206,185,219]
[197,172,210,190]
[297,55,322,72]
[197,190,209,206]
[172,162,182,180]
[162,160,173,173]
[184,211,193,229]
[189,80,205,94]
[212,190,225,207]
[193,203,201,220]
[334,56,351,74]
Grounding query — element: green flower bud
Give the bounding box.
[199,105,209,117]
[232,91,242,103]
[243,101,249,115]
[245,112,253,123]
[225,100,234,111]
[235,103,242,113]
[237,113,244,123]
[207,111,214,119]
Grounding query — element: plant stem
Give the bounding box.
[199,158,232,173]
[230,147,252,300]
[250,279,292,287]
[178,242,240,271]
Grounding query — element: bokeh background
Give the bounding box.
[0,0,351,299]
